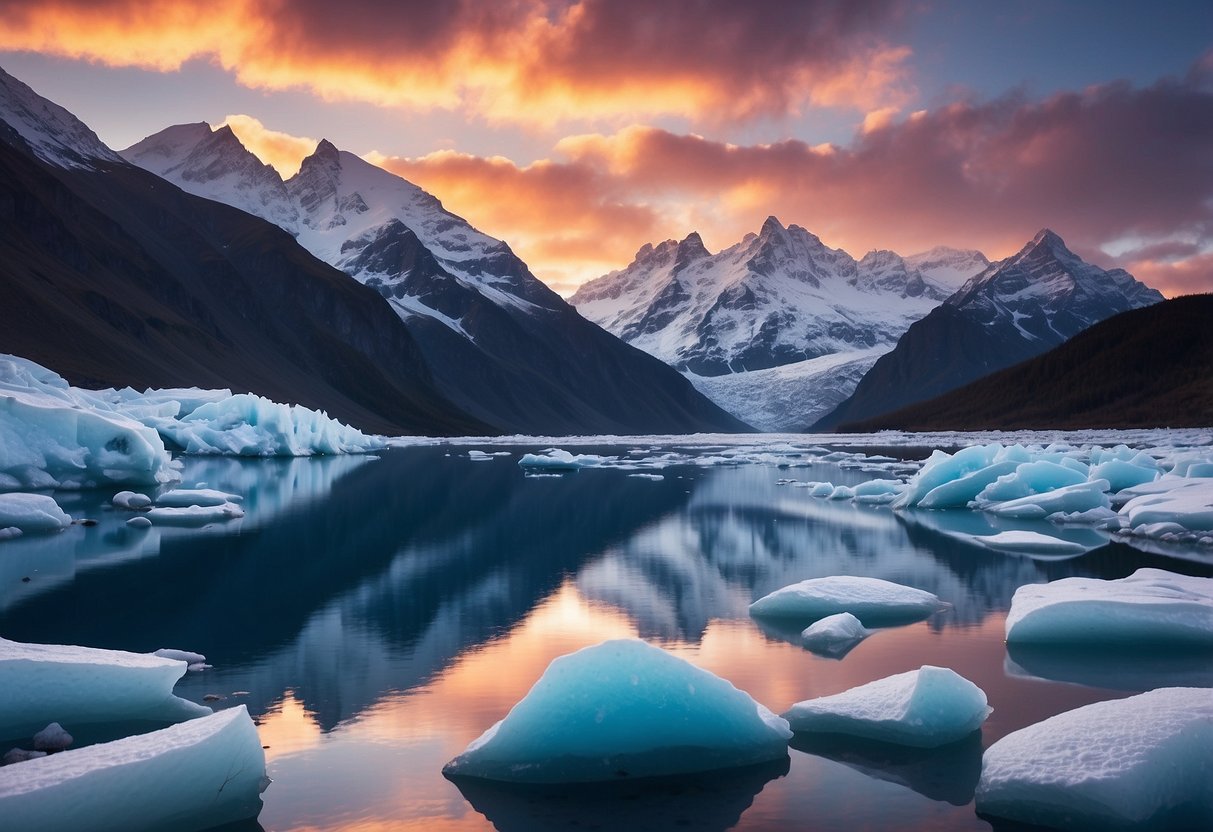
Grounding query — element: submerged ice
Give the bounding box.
[443,639,791,783]
[783,666,991,748]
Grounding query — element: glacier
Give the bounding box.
[976,687,1213,829]
[0,353,384,492]
[1004,568,1213,645]
[782,666,991,748]
[443,639,791,782]
[0,637,209,737]
[0,706,267,832]
[749,576,946,625]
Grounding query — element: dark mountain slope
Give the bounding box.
[839,294,1213,431]
[0,131,489,436]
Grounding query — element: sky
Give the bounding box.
[1,0,1210,296]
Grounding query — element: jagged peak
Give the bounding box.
[759,215,785,237]
[314,138,340,159]
[676,231,710,259]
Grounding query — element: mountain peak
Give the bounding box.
[313,138,340,160]
[674,231,710,268]
[0,65,122,169]
[759,215,785,237]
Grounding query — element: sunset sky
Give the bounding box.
[1,0,1210,296]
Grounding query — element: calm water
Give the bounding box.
[2,443,1211,831]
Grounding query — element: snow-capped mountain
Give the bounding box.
[0,67,122,170]
[904,246,992,291]
[570,217,987,429]
[814,229,1165,430]
[0,66,487,436]
[122,123,745,434]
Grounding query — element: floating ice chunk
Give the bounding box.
[443,639,791,783]
[0,355,177,490]
[1048,506,1123,528]
[801,613,872,658]
[967,531,1089,556]
[468,450,494,461]
[32,723,72,752]
[827,485,855,500]
[782,666,990,748]
[1171,453,1213,477]
[916,461,1019,510]
[0,706,267,832]
[111,490,152,510]
[1005,568,1213,645]
[749,576,946,625]
[851,479,905,505]
[628,473,664,481]
[154,488,243,508]
[0,637,209,736]
[145,503,245,526]
[984,479,1111,519]
[975,461,1088,506]
[1119,478,1213,532]
[0,494,71,532]
[1091,459,1159,492]
[975,687,1213,829]
[517,449,611,470]
[125,516,152,529]
[0,526,21,540]
[891,444,1006,509]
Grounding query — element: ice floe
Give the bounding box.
[749,576,947,625]
[443,639,791,782]
[0,493,72,532]
[0,706,267,832]
[782,666,991,748]
[0,637,209,736]
[975,687,1213,830]
[153,488,242,508]
[111,490,152,510]
[517,449,614,470]
[145,502,245,527]
[800,613,871,658]
[962,530,1089,557]
[1005,568,1213,645]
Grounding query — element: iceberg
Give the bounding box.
[111,491,152,510]
[517,449,612,470]
[443,639,791,783]
[153,488,242,508]
[974,460,1088,506]
[984,479,1111,519]
[0,355,176,490]
[1119,478,1213,533]
[801,613,872,658]
[966,530,1090,557]
[0,493,72,532]
[782,666,990,748]
[0,637,209,737]
[0,706,267,832]
[975,687,1213,830]
[1091,458,1159,492]
[145,503,245,527]
[749,576,946,625]
[1005,568,1213,645]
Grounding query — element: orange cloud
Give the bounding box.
[220,114,316,177]
[0,0,913,125]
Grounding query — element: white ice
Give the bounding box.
[443,639,791,782]
[0,493,72,532]
[0,355,176,490]
[1119,477,1213,533]
[145,503,245,527]
[782,666,990,747]
[151,648,206,665]
[749,576,946,625]
[966,530,1090,556]
[154,488,243,508]
[517,449,613,470]
[975,687,1213,829]
[1005,568,1213,645]
[111,491,152,510]
[984,480,1111,520]
[0,706,267,832]
[0,637,209,737]
[801,613,872,657]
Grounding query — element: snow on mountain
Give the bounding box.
[571,217,987,428]
[120,123,743,434]
[904,247,991,291]
[814,229,1165,430]
[123,123,300,229]
[0,66,122,170]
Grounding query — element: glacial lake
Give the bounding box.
[3,438,1211,832]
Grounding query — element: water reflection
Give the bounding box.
[1005,643,1213,692]
[4,446,1213,832]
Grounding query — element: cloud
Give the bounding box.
[220,114,316,177]
[0,0,914,125]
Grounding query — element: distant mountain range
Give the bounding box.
[0,66,744,436]
[836,293,1213,431]
[813,229,1164,430]
[121,121,745,435]
[571,218,989,429]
